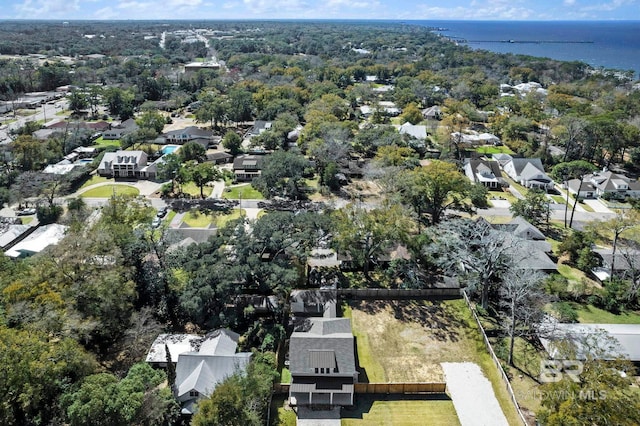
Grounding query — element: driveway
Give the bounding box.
[583,199,613,214]
[441,362,509,426]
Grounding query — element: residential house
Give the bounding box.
[464,159,505,189]
[290,289,338,318]
[397,122,428,140]
[146,329,252,415]
[502,158,554,190]
[245,121,272,138]
[102,118,139,140]
[422,105,442,120]
[288,316,357,407]
[567,170,640,200]
[491,153,513,169]
[163,126,216,145]
[207,151,233,164]
[451,131,501,146]
[592,247,640,281]
[98,150,153,178]
[4,224,68,258]
[233,154,265,181]
[539,323,640,362]
[0,223,34,251]
[493,216,547,241]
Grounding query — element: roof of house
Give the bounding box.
[207,151,233,161]
[398,122,427,140]
[5,224,68,258]
[146,329,240,364]
[100,150,147,169]
[246,121,272,137]
[164,126,214,138]
[422,105,442,118]
[0,224,32,249]
[507,158,545,176]
[539,323,640,361]
[233,154,265,170]
[289,317,356,377]
[307,248,341,268]
[507,237,557,271]
[594,248,640,272]
[466,159,503,182]
[290,289,337,318]
[494,216,546,241]
[175,352,252,403]
[573,171,640,193]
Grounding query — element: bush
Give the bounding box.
[36,204,63,224]
[552,301,578,322]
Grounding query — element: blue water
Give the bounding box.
[162,145,179,155]
[410,20,640,77]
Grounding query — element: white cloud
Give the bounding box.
[564,0,576,5]
[413,3,535,20]
[93,6,119,19]
[14,0,80,18]
[581,0,635,11]
[168,0,203,7]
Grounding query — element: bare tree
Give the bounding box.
[499,268,547,365]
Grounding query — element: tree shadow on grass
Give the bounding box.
[352,299,467,342]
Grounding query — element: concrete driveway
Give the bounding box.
[296,407,341,426]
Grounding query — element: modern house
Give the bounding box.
[233,154,265,181]
[464,159,505,189]
[146,329,251,415]
[102,118,139,140]
[98,150,156,179]
[567,170,640,200]
[288,316,357,407]
[502,158,554,190]
[4,224,68,258]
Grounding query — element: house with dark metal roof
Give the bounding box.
[233,154,265,181]
[288,317,357,407]
[464,159,505,189]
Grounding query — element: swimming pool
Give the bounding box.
[162,145,180,155]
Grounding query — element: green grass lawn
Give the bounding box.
[91,136,120,149]
[270,394,296,426]
[280,368,291,384]
[473,145,515,155]
[342,395,460,426]
[182,210,215,227]
[222,184,264,200]
[80,184,139,198]
[165,210,177,224]
[575,304,640,324]
[216,209,244,228]
[550,195,565,204]
[181,182,213,198]
[21,217,34,225]
[80,175,112,189]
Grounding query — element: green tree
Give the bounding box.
[68,90,88,114]
[136,109,166,134]
[400,160,472,226]
[0,327,97,425]
[185,161,221,199]
[179,141,206,162]
[509,189,549,228]
[252,150,310,199]
[222,131,243,156]
[400,102,423,125]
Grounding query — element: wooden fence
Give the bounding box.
[354,382,446,394]
[338,288,461,300]
[461,290,529,426]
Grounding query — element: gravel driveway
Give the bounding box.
[441,362,509,426]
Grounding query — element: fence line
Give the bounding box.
[274,382,446,395]
[337,288,461,299]
[461,290,529,426]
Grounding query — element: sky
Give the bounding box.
[3,0,640,21]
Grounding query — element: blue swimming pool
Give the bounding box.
[162,145,179,155]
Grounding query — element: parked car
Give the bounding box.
[156,207,168,218]
[151,217,162,228]
[16,208,36,216]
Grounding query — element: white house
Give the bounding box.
[397,122,428,140]
[502,158,554,190]
[464,159,504,189]
[98,150,154,179]
[567,170,640,200]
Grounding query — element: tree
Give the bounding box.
[179,141,206,162]
[11,135,46,171]
[64,363,179,426]
[136,109,166,134]
[557,230,596,265]
[400,103,423,125]
[0,327,97,425]
[537,333,640,426]
[252,150,310,199]
[499,268,546,365]
[588,210,640,279]
[332,203,412,280]
[431,218,515,309]
[400,160,472,227]
[68,90,88,114]
[509,189,549,228]
[223,131,243,156]
[186,161,222,199]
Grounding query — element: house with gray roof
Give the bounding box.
[147,329,251,415]
[502,158,554,190]
[464,159,505,189]
[102,118,139,140]
[289,317,357,407]
[163,126,216,145]
[422,105,442,120]
[567,170,640,200]
[397,122,428,140]
[233,154,265,181]
[494,216,546,241]
[98,150,150,178]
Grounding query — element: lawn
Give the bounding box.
[91,136,120,149]
[181,182,213,198]
[222,184,264,200]
[80,184,139,198]
[181,209,244,228]
[280,368,291,384]
[80,175,112,189]
[270,395,296,426]
[473,145,515,155]
[21,217,34,225]
[575,304,640,324]
[342,395,460,426]
[345,299,524,426]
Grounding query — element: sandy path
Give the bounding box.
[441,362,509,426]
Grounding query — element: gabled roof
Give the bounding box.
[494,216,546,241]
[175,352,252,398]
[164,126,214,138]
[398,122,427,140]
[247,121,272,136]
[146,329,240,364]
[289,317,356,377]
[233,154,265,170]
[4,224,68,258]
[466,159,503,181]
[290,289,337,318]
[507,158,545,176]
